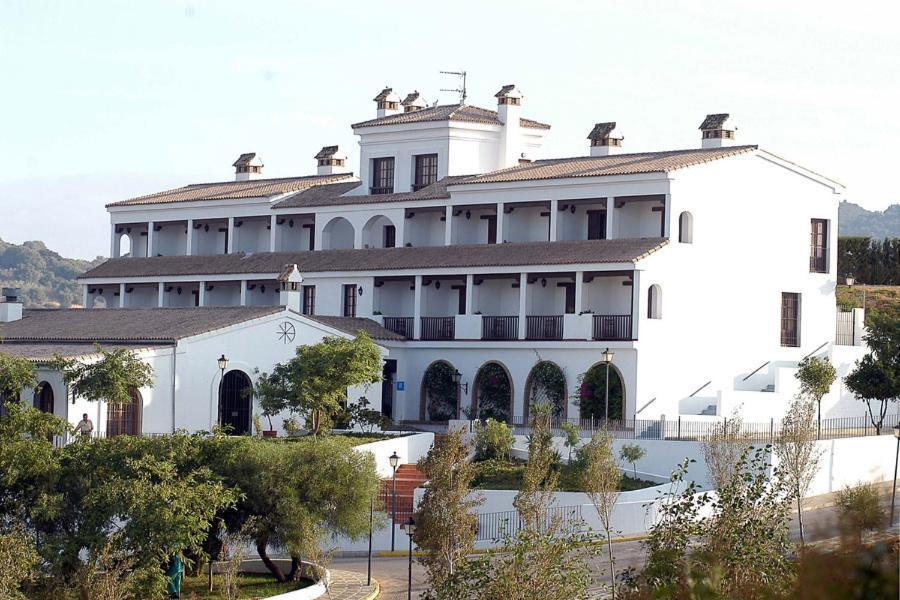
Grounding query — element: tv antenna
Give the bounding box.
[440,70,467,103]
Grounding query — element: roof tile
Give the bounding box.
[351,104,550,130]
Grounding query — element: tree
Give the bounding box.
[845,315,900,434]
[414,429,482,589]
[472,418,514,461]
[0,352,36,405]
[619,443,646,479]
[0,526,39,599]
[796,356,836,439]
[513,402,559,530]
[834,482,886,544]
[56,345,153,405]
[580,429,621,597]
[252,333,382,435]
[774,394,822,545]
[560,421,580,463]
[700,411,752,490]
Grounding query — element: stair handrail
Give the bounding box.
[689,380,712,397]
[636,397,657,415]
[802,341,830,360]
[741,361,771,381]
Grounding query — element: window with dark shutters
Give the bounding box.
[413,154,438,190]
[371,158,394,194]
[302,285,316,315]
[809,219,827,273]
[343,284,357,317]
[781,292,800,347]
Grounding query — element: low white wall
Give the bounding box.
[354,431,435,477]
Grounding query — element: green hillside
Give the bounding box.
[839,201,900,238]
[0,238,104,308]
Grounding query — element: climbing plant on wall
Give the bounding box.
[423,362,458,421]
[527,361,567,418]
[475,363,512,422]
[576,364,624,421]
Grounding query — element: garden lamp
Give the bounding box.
[406,517,417,600]
[217,354,229,374]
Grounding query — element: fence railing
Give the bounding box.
[475,505,583,541]
[592,314,632,341]
[382,316,413,338]
[835,311,856,346]
[482,316,519,340]
[526,315,563,340]
[420,316,455,340]
[491,413,900,442]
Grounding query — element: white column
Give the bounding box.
[630,270,640,340]
[119,283,127,308]
[465,274,474,315]
[662,193,671,238]
[496,202,505,243]
[186,220,194,256]
[147,221,156,257]
[269,215,278,252]
[313,218,324,251]
[110,224,119,258]
[198,282,207,307]
[394,214,405,248]
[518,273,527,339]
[157,282,165,307]
[444,206,453,246]
[605,197,616,240]
[240,280,248,306]
[353,224,363,249]
[549,200,558,242]
[82,285,90,308]
[226,218,235,253]
[413,275,422,340]
[574,271,584,314]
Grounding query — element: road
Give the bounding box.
[333,488,900,599]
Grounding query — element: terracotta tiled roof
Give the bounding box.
[79,238,667,279]
[0,342,163,361]
[461,146,758,184]
[232,152,262,167]
[587,122,617,140]
[306,316,406,341]
[106,173,357,207]
[351,104,550,130]
[273,175,471,209]
[314,146,340,159]
[699,114,730,130]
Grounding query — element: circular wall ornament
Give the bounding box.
[277,321,296,343]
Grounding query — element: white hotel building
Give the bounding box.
[0,84,862,436]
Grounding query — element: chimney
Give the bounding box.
[0,287,23,323]
[373,87,402,118]
[278,264,303,313]
[232,153,264,181]
[587,122,624,157]
[401,91,427,113]
[699,113,737,149]
[314,146,350,175]
[495,84,523,168]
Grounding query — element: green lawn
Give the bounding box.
[274,432,391,446]
[181,573,312,599]
[471,458,658,492]
[836,284,899,324]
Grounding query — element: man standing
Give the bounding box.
[75,413,94,437]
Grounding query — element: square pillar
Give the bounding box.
[240,280,248,306]
[82,285,90,308]
[269,215,279,252]
[444,206,453,246]
[110,224,119,258]
[157,282,165,307]
[119,283,127,308]
[496,202,505,243]
[605,198,616,240]
[662,193,671,237]
[574,271,584,314]
[413,275,423,340]
[518,272,527,339]
[465,274,474,315]
[226,218,235,253]
[147,221,156,257]
[394,214,405,248]
[198,281,207,307]
[549,200,558,241]
[630,270,640,340]
[186,220,194,256]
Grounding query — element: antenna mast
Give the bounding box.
[440,70,467,103]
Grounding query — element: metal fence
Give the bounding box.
[475,505,583,541]
[835,311,856,346]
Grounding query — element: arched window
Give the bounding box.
[471,362,513,422]
[107,388,142,437]
[420,361,459,421]
[362,215,397,249]
[219,370,253,435]
[678,212,693,244]
[647,284,662,319]
[119,233,133,257]
[524,361,567,420]
[577,362,625,422]
[33,381,54,415]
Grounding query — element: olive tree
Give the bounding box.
[579,429,621,596]
[0,352,36,406]
[774,394,822,545]
[796,356,836,439]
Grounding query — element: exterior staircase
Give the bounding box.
[379,464,427,525]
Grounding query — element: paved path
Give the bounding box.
[326,569,380,600]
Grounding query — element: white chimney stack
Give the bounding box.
[401,91,428,113]
[373,87,402,118]
[232,153,264,181]
[587,122,624,157]
[495,84,523,168]
[699,113,737,149]
[278,264,303,313]
[0,287,23,323]
[314,146,350,175]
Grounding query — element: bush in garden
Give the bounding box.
[473,418,514,462]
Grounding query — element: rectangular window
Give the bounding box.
[564,284,576,314]
[587,210,607,240]
[809,219,828,273]
[485,215,497,244]
[413,154,438,190]
[780,292,800,347]
[383,225,396,248]
[370,157,394,195]
[343,284,357,317]
[302,285,316,316]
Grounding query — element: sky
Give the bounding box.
[1,0,898,259]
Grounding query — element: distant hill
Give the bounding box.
[839,201,900,238]
[0,238,104,308]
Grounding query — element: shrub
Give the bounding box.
[473,418,514,461]
[835,482,885,540]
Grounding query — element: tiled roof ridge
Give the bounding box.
[351,103,550,130]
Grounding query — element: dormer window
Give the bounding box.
[413,154,438,191]
[371,157,395,195]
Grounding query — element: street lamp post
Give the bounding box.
[389,451,400,552]
[215,355,228,428]
[890,424,900,529]
[406,517,416,600]
[451,369,469,419]
[366,496,374,586]
[601,348,614,423]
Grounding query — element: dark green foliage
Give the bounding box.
[844,314,899,433]
[55,345,154,405]
[838,236,900,285]
[576,363,623,421]
[472,418,514,461]
[422,361,458,421]
[0,238,104,308]
[474,362,512,421]
[527,361,567,418]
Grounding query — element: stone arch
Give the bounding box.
[321,216,355,250]
[678,211,693,244]
[648,284,662,319]
[577,362,625,422]
[219,369,253,435]
[523,361,567,422]
[107,388,142,437]
[33,381,54,415]
[361,214,397,249]
[419,360,460,421]
[471,361,514,422]
[92,295,108,309]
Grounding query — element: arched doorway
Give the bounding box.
[107,388,142,437]
[578,363,625,422]
[321,217,355,250]
[362,215,397,248]
[33,381,54,415]
[119,233,133,257]
[472,362,513,422]
[420,361,460,421]
[219,370,252,435]
[524,361,567,421]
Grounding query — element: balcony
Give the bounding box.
[482,316,519,341]
[383,316,413,338]
[370,186,394,195]
[592,314,633,341]
[421,316,455,341]
[526,315,563,340]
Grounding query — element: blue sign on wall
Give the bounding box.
[396,381,405,391]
